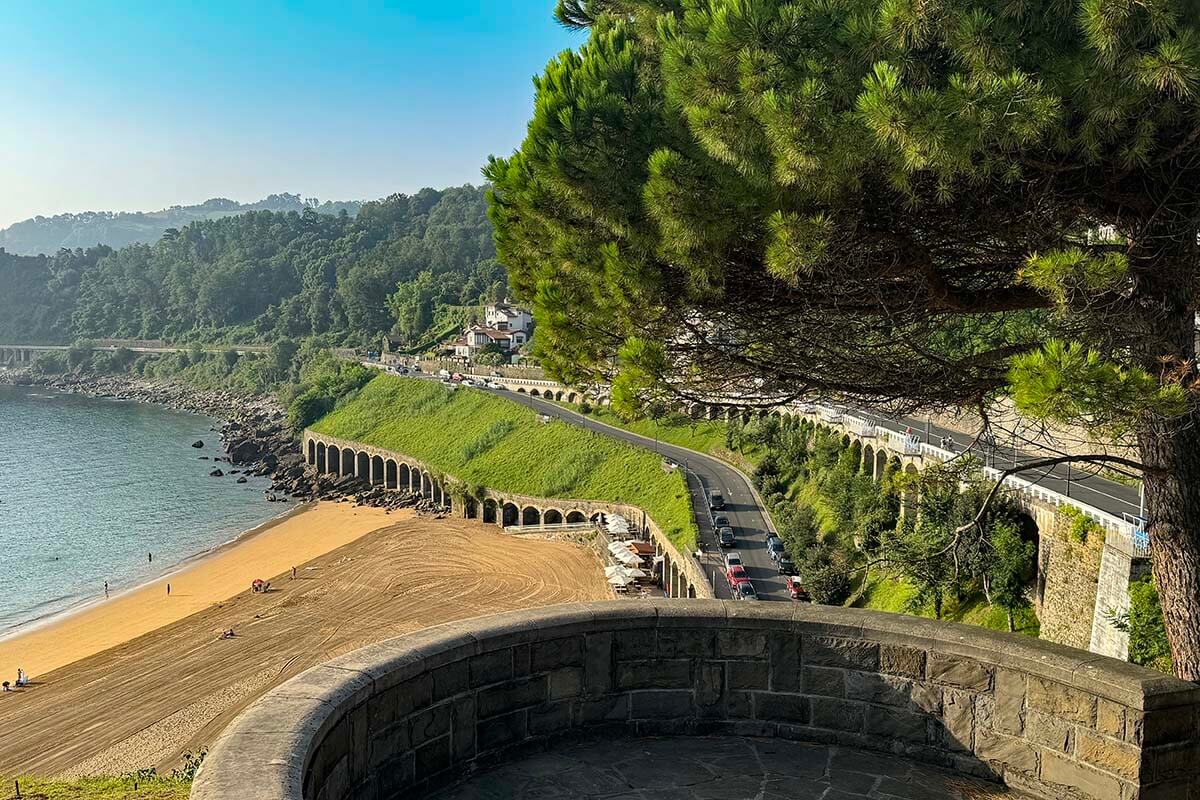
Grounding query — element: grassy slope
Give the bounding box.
[855,574,1041,636]
[0,776,189,800]
[311,376,697,549]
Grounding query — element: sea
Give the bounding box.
[0,383,279,635]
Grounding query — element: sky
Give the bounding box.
[0,1,583,229]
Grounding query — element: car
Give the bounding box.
[778,557,797,575]
[708,491,725,511]
[723,551,742,569]
[725,564,749,587]
[451,372,464,381]
[767,539,786,562]
[412,364,422,372]
[486,381,502,389]
[718,527,735,547]
[786,576,811,602]
[735,582,759,601]
[461,379,474,387]
[437,368,450,378]
[712,514,730,528]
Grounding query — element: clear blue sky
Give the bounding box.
[0,1,582,228]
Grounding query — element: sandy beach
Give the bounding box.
[0,503,609,777]
[0,502,396,682]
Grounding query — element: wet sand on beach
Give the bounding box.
[0,508,609,777]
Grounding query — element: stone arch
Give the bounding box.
[841,433,851,449]
[875,448,888,480]
[531,389,541,397]
[544,509,563,525]
[357,451,370,479]
[502,502,519,526]
[316,442,328,473]
[863,444,875,478]
[399,463,411,492]
[554,391,564,401]
[342,447,356,477]
[421,471,433,499]
[566,392,577,403]
[483,498,498,524]
[327,445,340,475]
[517,387,527,394]
[385,459,398,489]
[307,439,316,465]
[462,496,478,519]
[370,455,385,486]
[522,506,541,526]
[566,510,586,523]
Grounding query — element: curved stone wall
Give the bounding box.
[190,601,1200,800]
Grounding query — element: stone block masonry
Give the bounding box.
[192,600,1200,800]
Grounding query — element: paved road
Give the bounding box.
[853,410,1143,521]
[478,387,788,601]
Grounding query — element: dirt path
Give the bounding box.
[0,516,610,777]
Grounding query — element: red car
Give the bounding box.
[726,564,749,588]
[786,576,811,602]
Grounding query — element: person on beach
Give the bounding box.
[104,581,109,598]
[167,583,171,596]
[148,552,152,564]
[291,566,297,580]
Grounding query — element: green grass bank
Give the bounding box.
[310,376,697,549]
[0,776,190,800]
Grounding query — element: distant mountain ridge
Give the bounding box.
[0,193,363,256]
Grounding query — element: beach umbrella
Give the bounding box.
[611,547,641,565]
[607,541,629,554]
[623,568,647,579]
[604,565,629,579]
[608,574,635,586]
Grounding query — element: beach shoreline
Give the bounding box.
[0,502,307,646]
[0,501,401,681]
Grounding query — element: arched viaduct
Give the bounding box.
[301,431,710,600]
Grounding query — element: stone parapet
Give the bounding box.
[191,600,1200,800]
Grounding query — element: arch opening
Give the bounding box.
[521,506,541,526]
[544,509,563,525]
[502,502,519,526]
[483,498,498,524]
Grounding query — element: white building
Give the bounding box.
[450,324,528,358]
[484,303,532,333]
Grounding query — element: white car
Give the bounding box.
[486,381,502,389]
[438,369,451,378]
[724,551,742,569]
[461,379,474,387]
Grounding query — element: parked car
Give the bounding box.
[461,379,474,387]
[412,364,422,372]
[767,539,786,562]
[736,582,759,601]
[718,527,736,547]
[723,551,742,570]
[486,381,502,389]
[778,557,797,575]
[437,369,450,378]
[725,564,749,587]
[708,491,725,511]
[785,576,811,602]
[451,372,464,381]
[712,514,730,528]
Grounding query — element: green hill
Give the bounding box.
[310,375,697,549]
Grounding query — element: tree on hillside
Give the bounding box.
[488,0,1200,677]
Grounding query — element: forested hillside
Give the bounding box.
[0,185,504,347]
[0,194,360,256]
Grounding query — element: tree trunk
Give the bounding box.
[1138,418,1200,681]
[1132,249,1200,680]
[1007,608,1014,633]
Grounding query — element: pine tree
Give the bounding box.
[488,0,1200,678]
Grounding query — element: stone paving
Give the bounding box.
[428,736,1031,800]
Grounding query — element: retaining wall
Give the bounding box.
[191,600,1200,800]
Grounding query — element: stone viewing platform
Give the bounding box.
[190,600,1200,800]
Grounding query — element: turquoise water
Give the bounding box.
[0,384,278,634]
